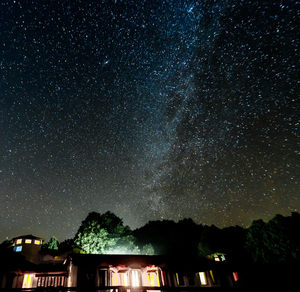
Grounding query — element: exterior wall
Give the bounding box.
[166,269,219,288]
[67,262,78,288]
[0,272,16,289]
[1,249,240,290]
[14,274,24,289]
[74,262,222,290]
[12,237,43,264]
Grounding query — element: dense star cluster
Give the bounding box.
[0,0,299,241]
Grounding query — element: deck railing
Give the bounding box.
[0,287,246,292]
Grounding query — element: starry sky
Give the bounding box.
[0,0,299,241]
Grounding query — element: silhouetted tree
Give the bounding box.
[221,225,247,262]
[134,218,204,256]
[0,240,12,250]
[133,220,178,255]
[59,239,74,253]
[197,225,221,257]
[245,219,270,263]
[245,213,300,263]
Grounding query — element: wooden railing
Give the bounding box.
[0,287,247,292]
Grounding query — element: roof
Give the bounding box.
[12,235,45,241]
[71,254,167,268]
[70,253,214,271]
[0,249,68,274]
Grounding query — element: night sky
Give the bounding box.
[0,0,299,242]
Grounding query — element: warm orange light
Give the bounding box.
[23,274,33,288]
[199,272,207,285]
[233,272,239,282]
[209,270,215,284]
[121,273,128,286]
[175,273,180,286]
[160,270,166,286]
[111,272,119,286]
[148,269,160,287]
[148,272,154,286]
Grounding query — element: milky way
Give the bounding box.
[0,0,299,241]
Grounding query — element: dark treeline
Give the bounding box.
[133,212,300,264]
[27,211,300,265]
[133,218,246,262]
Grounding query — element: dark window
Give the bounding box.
[99,270,108,286]
[176,273,185,286]
[187,273,195,286]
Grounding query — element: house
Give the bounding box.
[10,235,44,264]
[69,253,226,290]
[0,235,241,290]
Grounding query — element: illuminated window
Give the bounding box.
[120,272,128,286]
[131,270,140,287]
[14,246,22,252]
[34,240,41,245]
[23,274,34,288]
[148,268,160,287]
[25,239,32,244]
[199,272,207,286]
[233,272,239,282]
[111,272,119,286]
[211,252,226,262]
[16,239,22,245]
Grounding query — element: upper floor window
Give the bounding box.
[16,239,22,245]
[13,246,22,252]
[34,240,41,245]
[25,239,32,244]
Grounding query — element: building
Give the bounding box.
[10,235,44,264]
[0,235,241,290]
